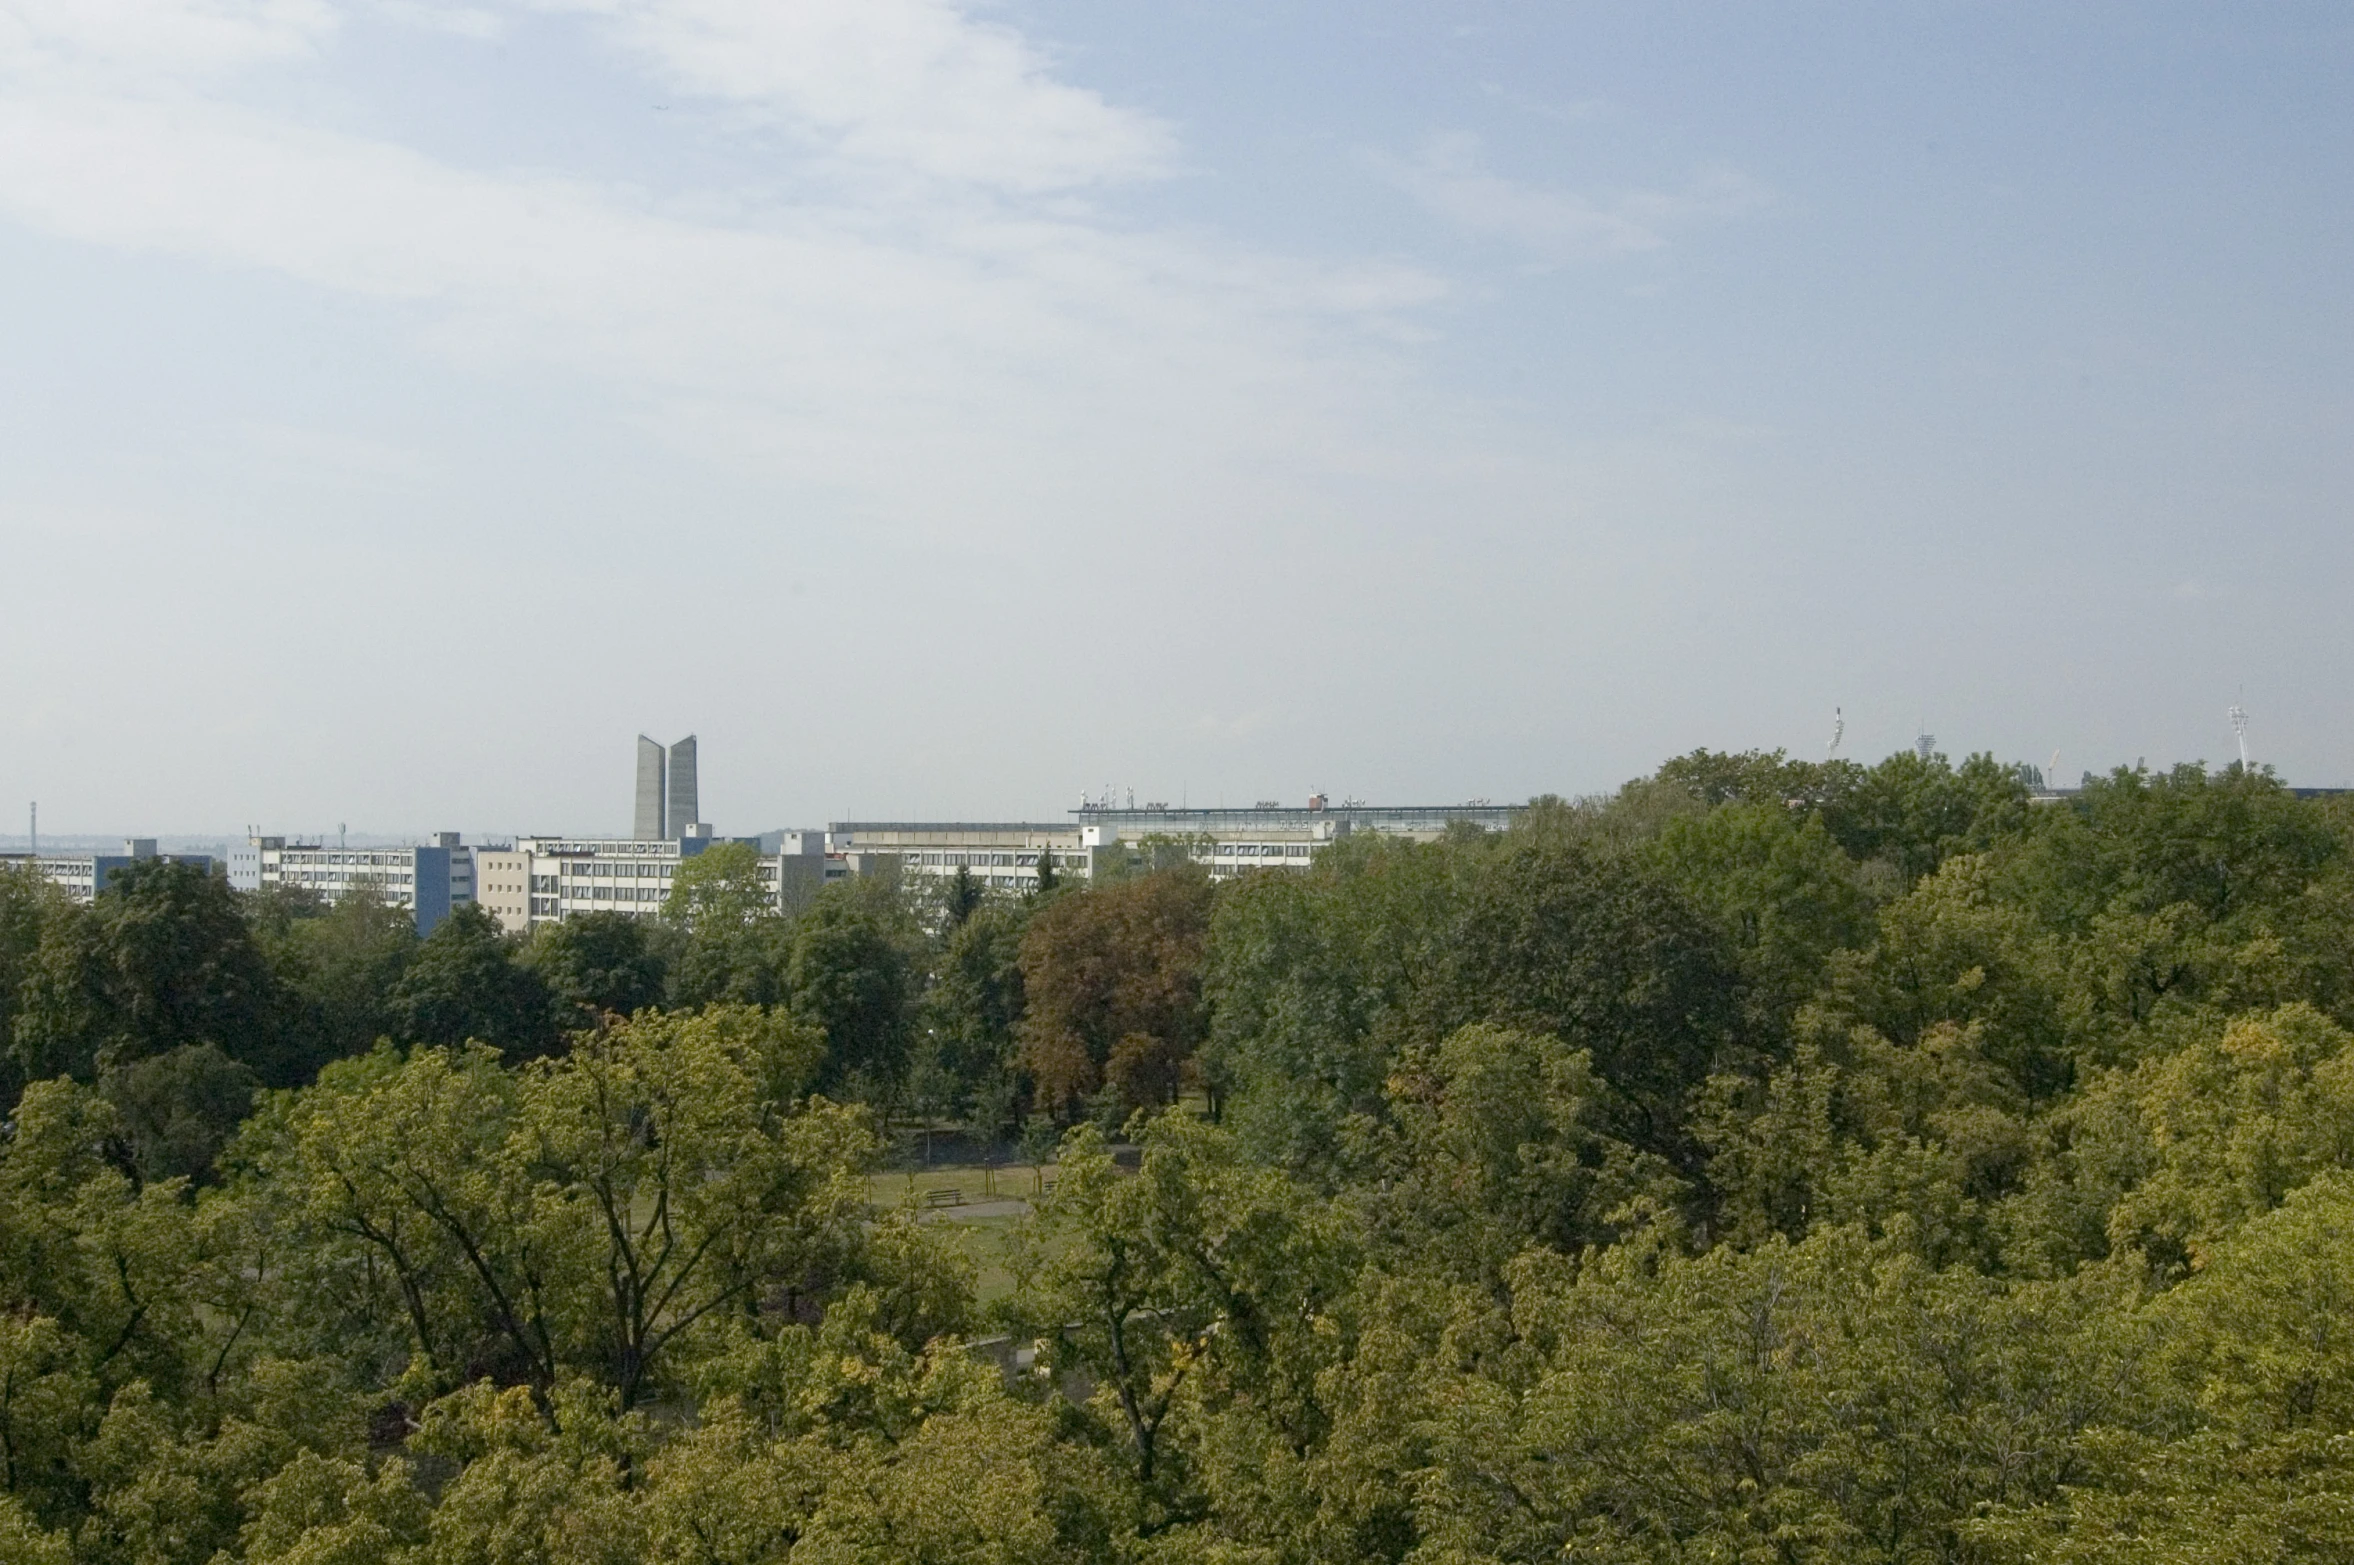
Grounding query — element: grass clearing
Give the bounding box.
[867,1160,1055,1209]
[865,1160,1061,1304]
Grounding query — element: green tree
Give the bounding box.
[1202,833,1417,1169]
[525,911,668,1026]
[101,1041,258,1186]
[1376,1023,1687,1273]
[1831,748,2032,887]
[942,864,983,926]
[13,859,292,1087]
[1402,1232,2142,1564]
[1021,1117,1355,1541]
[1408,831,1744,1175]
[1018,868,1214,1120]
[920,902,1027,1102]
[788,892,914,1093]
[255,882,419,1078]
[1649,799,1870,1033]
[664,842,787,1009]
[0,864,73,1107]
[1974,1172,2354,1561]
[247,1006,871,1413]
[388,903,557,1058]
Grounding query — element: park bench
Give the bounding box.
[924,1187,964,1209]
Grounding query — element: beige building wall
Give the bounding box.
[475,849,532,935]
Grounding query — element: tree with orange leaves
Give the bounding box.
[1016,867,1214,1120]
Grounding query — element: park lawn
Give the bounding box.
[927,1213,1034,1304]
[863,1161,1063,1305]
[867,1161,1056,1209]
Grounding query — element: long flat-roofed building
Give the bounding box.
[226,834,475,933]
[1,839,216,902]
[824,823,1106,895]
[831,798,1525,888]
[476,831,825,935]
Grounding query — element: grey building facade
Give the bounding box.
[2,839,215,903]
[829,799,1526,890]
[634,736,667,841]
[633,734,702,841]
[225,833,474,933]
[666,735,698,838]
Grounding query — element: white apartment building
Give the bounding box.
[828,800,1524,888]
[475,832,825,936]
[0,840,215,902]
[823,823,1105,894]
[226,834,475,933]
[1074,800,1525,879]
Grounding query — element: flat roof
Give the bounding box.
[1073,804,1520,819]
[831,822,1077,834]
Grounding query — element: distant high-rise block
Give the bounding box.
[666,735,699,837]
[634,735,667,841]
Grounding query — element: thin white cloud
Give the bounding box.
[525,0,1174,191]
[1377,131,1767,264]
[1477,82,1608,125]
[0,1,1455,555]
[0,0,335,82]
[370,0,502,39]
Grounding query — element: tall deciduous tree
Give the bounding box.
[921,903,1027,1100]
[665,841,787,1008]
[388,903,556,1059]
[254,883,419,1078]
[0,864,74,1106]
[11,860,290,1086]
[788,892,913,1093]
[526,910,668,1026]
[1018,867,1214,1119]
[247,1006,869,1413]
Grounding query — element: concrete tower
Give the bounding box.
[665,735,699,836]
[634,735,667,840]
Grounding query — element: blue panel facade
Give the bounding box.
[412,847,452,934]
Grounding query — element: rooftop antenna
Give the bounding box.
[2229,694,2251,770]
[1826,707,1844,757]
[2049,750,2062,790]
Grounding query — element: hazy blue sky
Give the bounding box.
[3,1,2348,839]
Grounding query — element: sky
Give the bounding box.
[2,0,2348,841]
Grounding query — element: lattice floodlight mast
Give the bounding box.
[2230,700,2251,770]
[1826,707,1843,757]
